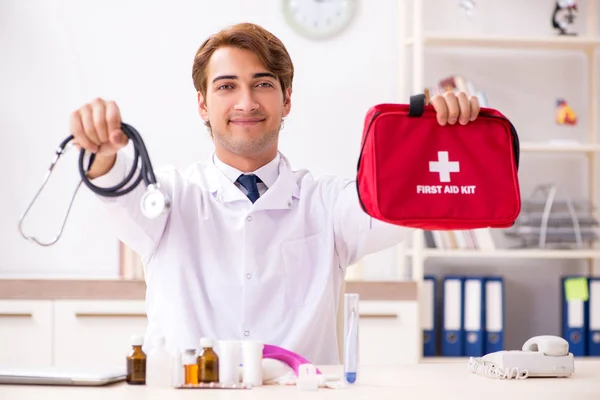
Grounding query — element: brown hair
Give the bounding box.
[192,23,294,100]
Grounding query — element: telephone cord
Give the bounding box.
[468,357,529,380]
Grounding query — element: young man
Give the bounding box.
[71,22,480,364]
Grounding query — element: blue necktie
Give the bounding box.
[236,174,261,203]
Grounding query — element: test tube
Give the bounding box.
[241,340,263,387]
[218,340,240,385]
[343,293,359,384]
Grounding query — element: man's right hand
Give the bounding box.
[70,98,129,179]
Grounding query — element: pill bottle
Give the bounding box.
[126,335,146,385]
[183,349,199,385]
[242,340,263,387]
[146,336,171,387]
[197,337,219,383]
[218,340,240,385]
[171,349,184,387]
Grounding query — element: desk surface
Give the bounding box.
[0,279,417,301]
[1,360,599,400]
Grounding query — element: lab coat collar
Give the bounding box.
[213,152,280,190]
[206,151,300,210]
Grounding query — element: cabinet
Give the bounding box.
[0,300,53,367]
[53,300,147,368]
[0,298,416,368]
[358,300,419,365]
[0,300,146,369]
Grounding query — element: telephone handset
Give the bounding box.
[468,335,574,380]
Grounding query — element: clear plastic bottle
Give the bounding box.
[197,337,219,383]
[126,335,146,385]
[146,336,171,387]
[171,349,184,387]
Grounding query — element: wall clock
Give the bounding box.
[282,0,358,40]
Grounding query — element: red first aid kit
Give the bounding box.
[356,94,521,230]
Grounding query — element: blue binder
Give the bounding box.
[463,276,485,357]
[422,275,437,356]
[588,277,600,356]
[561,276,588,356]
[442,275,464,357]
[484,276,504,354]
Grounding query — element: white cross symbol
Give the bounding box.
[429,151,460,182]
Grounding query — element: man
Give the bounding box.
[71,22,480,364]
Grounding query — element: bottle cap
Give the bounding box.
[200,337,213,348]
[131,335,144,346]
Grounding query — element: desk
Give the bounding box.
[1,360,599,400]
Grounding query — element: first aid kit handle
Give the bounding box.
[408,93,427,117]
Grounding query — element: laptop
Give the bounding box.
[0,366,127,386]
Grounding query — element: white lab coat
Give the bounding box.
[92,150,409,365]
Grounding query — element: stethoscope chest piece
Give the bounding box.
[140,183,171,219]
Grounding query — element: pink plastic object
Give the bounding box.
[262,345,322,376]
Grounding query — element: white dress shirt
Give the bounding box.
[213,152,279,197]
[91,150,409,365]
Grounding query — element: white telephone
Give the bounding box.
[468,335,574,380]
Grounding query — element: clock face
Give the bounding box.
[282,0,358,40]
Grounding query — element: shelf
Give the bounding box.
[412,249,600,259]
[403,0,600,363]
[405,34,600,51]
[520,142,600,153]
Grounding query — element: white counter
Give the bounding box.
[1,360,600,400]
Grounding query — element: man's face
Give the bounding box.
[198,46,291,157]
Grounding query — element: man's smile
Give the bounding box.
[229,117,266,126]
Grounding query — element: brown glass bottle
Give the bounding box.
[197,338,219,383]
[126,335,146,385]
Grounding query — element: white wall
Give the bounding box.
[2,0,400,277]
[2,0,599,349]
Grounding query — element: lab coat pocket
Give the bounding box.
[281,232,330,306]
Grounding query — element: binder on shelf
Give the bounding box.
[463,276,485,357]
[588,277,600,356]
[422,275,437,356]
[442,275,464,357]
[561,276,588,356]
[484,276,504,354]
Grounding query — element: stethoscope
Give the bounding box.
[18,123,170,246]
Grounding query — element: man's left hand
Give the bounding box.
[429,91,480,126]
